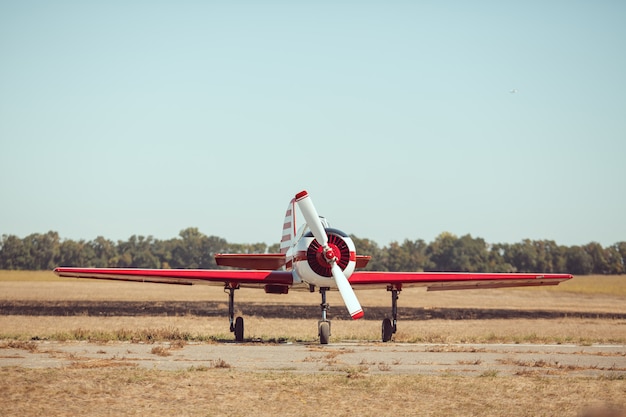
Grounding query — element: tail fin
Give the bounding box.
[280,198,296,254]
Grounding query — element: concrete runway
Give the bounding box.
[2,340,625,377]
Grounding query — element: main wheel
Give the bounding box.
[234,316,244,342]
[382,318,393,342]
[319,321,330,345]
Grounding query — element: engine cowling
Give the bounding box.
[293,228,356,287]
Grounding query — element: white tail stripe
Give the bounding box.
[280,198,296,254]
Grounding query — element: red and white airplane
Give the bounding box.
[55,190,573,344]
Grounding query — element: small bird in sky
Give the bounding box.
[510,89,518,94]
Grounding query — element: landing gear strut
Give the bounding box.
[318,287,331,344]
[382,286,400,342]
[225,284,244,342]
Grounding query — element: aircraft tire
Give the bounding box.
[319,322,330,345]
[234,316,244,342]
[382,318,393,342]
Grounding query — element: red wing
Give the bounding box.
[348,272,572,290]
[54,267,294,288]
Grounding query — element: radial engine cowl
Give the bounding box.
[294,228,357,284]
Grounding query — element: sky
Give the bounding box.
[1,1,625,249]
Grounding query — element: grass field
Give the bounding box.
[1,271,625,416]
[2,367,625,417]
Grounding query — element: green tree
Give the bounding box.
[455,234,490,272]
[487,243,516,272]
[426,232,457,271]
[26,231,60,270]
[604,245,624,274]
[386,239,431,272]
[58,239,95,267]
[617,242,626,270]
[426,232,490,272]
[115,235,160,268]
[151,238,177,269]
[504,240,538,273]
[90,236,118,267]
[227,242,268,254]
[0,234,32,269]
[584,242,609,274]
[170,227,228,268]
[565,246,593,275]
[2,226,619,275]
[384,241,410,272]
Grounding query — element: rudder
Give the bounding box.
[280,198,296,254]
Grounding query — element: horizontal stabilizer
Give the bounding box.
[215,253,286,270]
[355,255,371,269]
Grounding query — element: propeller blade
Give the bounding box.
[295,190,328,247]
[296,190,363,320]
[331,263,364,320]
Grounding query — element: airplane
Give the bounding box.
[54,190,573,344]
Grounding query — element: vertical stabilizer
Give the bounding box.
[280,198,296,254]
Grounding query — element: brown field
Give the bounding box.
[1,271,626,416]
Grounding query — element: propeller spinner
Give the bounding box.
[295,190,364,320]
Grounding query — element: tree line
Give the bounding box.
[1,228,624,275]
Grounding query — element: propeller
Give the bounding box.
[295,190,364,320]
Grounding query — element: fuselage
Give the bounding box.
[285,225,357,289]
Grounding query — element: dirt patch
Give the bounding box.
[2,300,625,320]
[2,340,625,377]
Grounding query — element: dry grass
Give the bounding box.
[1,367,624,417]
[497,358,626,373]
[1,315,624,345]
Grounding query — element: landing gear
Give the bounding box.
[234,316,244,342]
[318,287,331,344]
[382,286,400,342]
[226,284,244,342]
[319,321,330,345]
[382,318,394,342]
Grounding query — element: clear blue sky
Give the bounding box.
[1,1,624,248]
